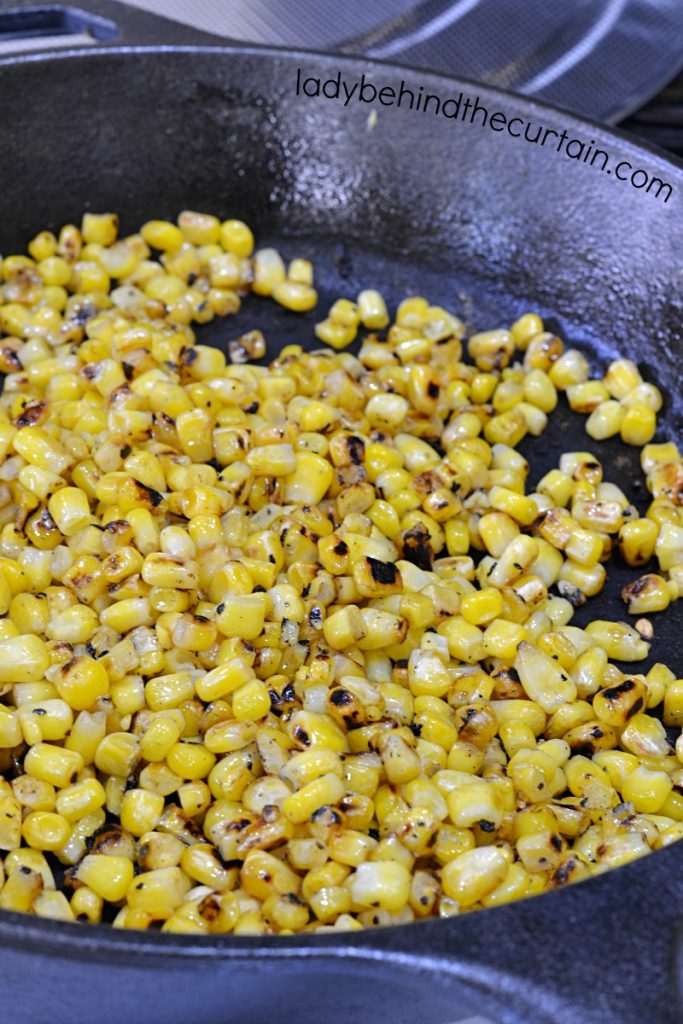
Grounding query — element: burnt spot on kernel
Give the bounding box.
[293,726,310,745]
[401,523,433,570]
[133,479,163,507]
[346,436,365,465]
[368,557,399,585]
[330,689,352,707]
[14,401,47,428]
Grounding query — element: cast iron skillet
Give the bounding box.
[0,4,682,1024]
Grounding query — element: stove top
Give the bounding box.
[622,70,683,156]
[121,0,683,152]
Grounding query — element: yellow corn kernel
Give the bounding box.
[94,732,140,777]
[460,588,504,626]
[0,634,50,683]
[230,679,271,722]
[241,850,301,900]
[585,620,650,661]
[120,789,165,836]
[252,248,286,296]
[346,860,410,913]
[441,846,512,907]
[215,595,266,641]
[514,641,577,711]
[272,280,317,312]
[282,773,344,825]
[604,358,642,399]
[22,811,70,851]
[53,655,109,711]
[55,778,105,822]
[621,573,670,614]
[357,289,389,329]
[482,620,527,660]
[620,404,656,447]
[77,854,135,902]
[217,219,254,259]
[618,518,659,567]
[585,400,625,440]
[24,743,83,789]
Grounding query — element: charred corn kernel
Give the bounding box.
[180,843,234,891]
[0,866,44,912]
[447,780,504,831]
[622,573,670,614]
[619,518,658,566]
[593,677,649,727]
[282,773,344,824]
[585,620,650,661]
[141,553,198,591]
[178,781,211,818]
[126,866,191,916]
[54,655,109,711]
[468,330,514,372]
[241,850,301,900]
[0,790,22,850]
[284,452,334,504]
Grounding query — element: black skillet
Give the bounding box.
[0,4,682,1023]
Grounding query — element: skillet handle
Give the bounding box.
[0,0,229,55]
